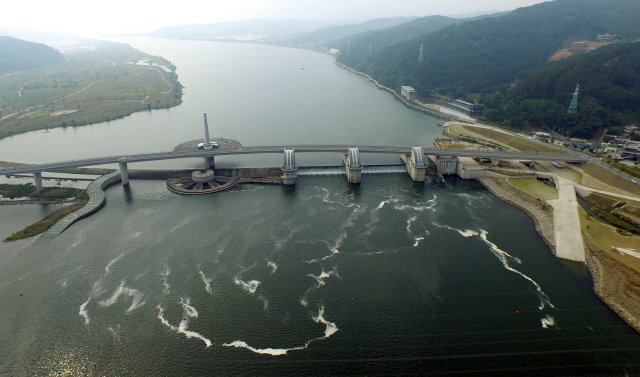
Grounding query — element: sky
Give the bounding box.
[0,0,552,37]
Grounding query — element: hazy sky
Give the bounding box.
[1,0,551,36]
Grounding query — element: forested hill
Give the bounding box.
[330,13,506,65]
[282,17,417,47]
[0,37,65,74]
[337,0,640,97]
[493,42,640,138]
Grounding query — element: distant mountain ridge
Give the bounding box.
[0,36,65,74]
[281,17,418,46]
[151,19,338,40]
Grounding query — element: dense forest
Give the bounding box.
[329,13,505,66]
[0,37,65,74]
[335,0,640,138]
[484,42,640,138]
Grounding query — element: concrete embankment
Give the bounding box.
[333,60,455,121]
[477,177,556,253]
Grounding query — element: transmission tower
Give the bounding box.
[369,42,372,56]
[347,39,350,58]
[418,43,424,62]
[567,84,579,113]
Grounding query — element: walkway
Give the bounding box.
[37,170,120,241]
[547,177,585,262]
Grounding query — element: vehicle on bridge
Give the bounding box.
[198,141,219,149]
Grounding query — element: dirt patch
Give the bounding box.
[549,50,573,62]
[586,247,640,333]
[50,109,82,117]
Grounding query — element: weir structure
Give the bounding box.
[281,149,297,185]
[344,147,362,184]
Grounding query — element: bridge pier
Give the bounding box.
[343,147,362,184]
[408,147,427,182]
[33,172,43,192]
[281,149,297,186]
[204,156,215,170]
[119,161,129,185]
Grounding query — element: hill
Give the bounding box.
[282,17,417,47]
[330,13,506,64]
[338,0,640,97]
[493,42,640,138]
[151,19,335,40]
[0,36,65,74]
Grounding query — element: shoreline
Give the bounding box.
[478,176,640,334]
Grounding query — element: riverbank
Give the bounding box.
[478,175,640,334]
[333,59,457,121]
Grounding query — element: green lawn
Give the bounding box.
[507,178,558,200]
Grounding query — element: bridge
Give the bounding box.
[1,113,588,190]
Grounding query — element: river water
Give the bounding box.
[1,38,639,376]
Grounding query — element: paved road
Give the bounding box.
[548,177,586,263]
[0,144,588,175]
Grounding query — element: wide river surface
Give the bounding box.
[1,38,639,376]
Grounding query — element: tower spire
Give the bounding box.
[203,112,212,149]
[568,84,579,113]
[418,43,424,62]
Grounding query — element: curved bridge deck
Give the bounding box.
[37,170,121,241]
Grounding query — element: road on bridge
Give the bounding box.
[0,144,589,175]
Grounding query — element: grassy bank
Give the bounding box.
[0,184,88,201]
[0,41,183,140]
[6,199,88,240]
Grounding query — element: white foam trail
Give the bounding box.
[104,253,125,274]
[223,340,303,356]
[307,267,340,288]
[234,277,260,294]
[223,305,338,356]
[259,294,269,311]
[79,298,91,324]
[541,314,556,329]
[478,230,553,310]
[157,302,212,348]
[312,305,339,338]
[160,264,171,294]
[197,268,213,295]
[376,198,400,209]
[71,236,82,248]
[267,261,278,274]
[98,280,146,313]
[406,216,418,232]
[413,237,425,247]
[432,222,478,238]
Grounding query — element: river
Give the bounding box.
[0,38,639,376]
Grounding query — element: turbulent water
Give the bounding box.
[1,39,640,376]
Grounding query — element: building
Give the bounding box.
[596,33,617,42]
[400,86,417,101]
[621,141,640,161]
[570,42,589,51]
[328,48,340,55]
[444,99,485,117]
